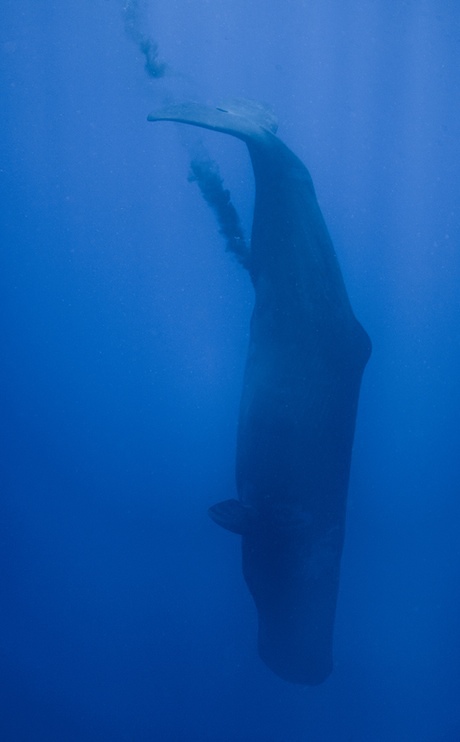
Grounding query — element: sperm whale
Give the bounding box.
[148,100,371,684]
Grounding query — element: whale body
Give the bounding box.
[148,101,371,684]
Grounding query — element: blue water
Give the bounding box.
[1,1,459,739]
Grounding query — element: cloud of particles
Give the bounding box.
[123,0,248,260]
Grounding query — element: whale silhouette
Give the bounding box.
[148,100,371,684]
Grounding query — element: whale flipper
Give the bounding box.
[208,499,255,535]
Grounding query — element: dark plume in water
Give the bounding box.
[188,156,249,268]
[123,0,167,78]
[123,1,247,261]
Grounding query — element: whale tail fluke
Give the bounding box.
[148,99,278,141]
[148,100,271,270]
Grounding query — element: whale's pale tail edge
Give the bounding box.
[147,99,278,141]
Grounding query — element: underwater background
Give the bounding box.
[1,1,459,739]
